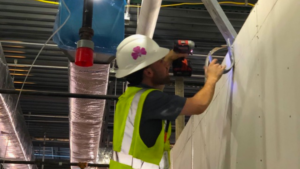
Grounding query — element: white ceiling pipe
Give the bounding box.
[136,0,162,38]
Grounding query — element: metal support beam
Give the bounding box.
[0,41,57,47]
[25,120,68,123]
[7,64,68,69]
[202,0,237,44]
[0,160,109,168]
[0,89,119,100]
[175,77,185,140]
[23,114,69,118]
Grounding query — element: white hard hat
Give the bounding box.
[115,34,169,78]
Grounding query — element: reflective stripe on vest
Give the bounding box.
[116,89,169,169]
[113,151,168,169]
[121,89,146,154]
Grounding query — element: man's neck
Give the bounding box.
[141,80,165,91]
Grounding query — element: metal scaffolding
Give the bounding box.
[0,89,119,100]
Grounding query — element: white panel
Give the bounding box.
[171,133,192,169]
[234,5,258,49]
[171,0,300,168]
[233,5,258,65]
[232,37,265,169]
[256,0,278,31]
[170,118,192,163]
[171,53,233,169]
[257,0,300,168]
[192,118,209,169]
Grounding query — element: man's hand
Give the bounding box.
[181,59,226,116]
[205,59,226,83]
[164,50,188,63]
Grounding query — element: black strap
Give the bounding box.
[114,151,119,162]
[165,120,170,133]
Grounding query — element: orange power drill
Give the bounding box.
[172,40,195,77]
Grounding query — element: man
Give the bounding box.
[110,34,225,169]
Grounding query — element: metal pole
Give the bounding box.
[202,0,237,44]
[0,41,57,47]
[114,75,117,113]
[0,89,119,100]
[51,148,54,159]
[175,77,185,140]
[79,0,94,40]
[23,114,69,119]
[126,0,131,14]
[82,0,93,28]
[7,64,68,69]
[25,120,68,123]
[169,73,205,78]
[2,41,222,58]
[42,133,46,169]
[7,64,206,78]
[122,82,125,93]
[58,147,61,160]
[192,54,224,58]
[137,3,140,25]
[0,160,109,167]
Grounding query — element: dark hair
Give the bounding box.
[125,68,144,86]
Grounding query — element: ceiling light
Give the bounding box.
[10,73,32,76]
[6,55,26,59]
[3,50,25,54]
[9,69,29,72]
[2,45,25,48]
[15,89,36,91]
[14,81,35,84]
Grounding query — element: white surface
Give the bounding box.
[171,54,233,169]
[171,0,300,168]
[136,0,162,38]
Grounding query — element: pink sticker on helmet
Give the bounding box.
[131,46,147,60]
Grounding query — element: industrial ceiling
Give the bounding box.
[0,0,256,168]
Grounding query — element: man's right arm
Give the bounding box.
[181,59,225,116]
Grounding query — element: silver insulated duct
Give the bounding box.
[69,63,110,168]
[0,44,35,169]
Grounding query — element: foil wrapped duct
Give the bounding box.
[0,44,35,169]
[69,63,110,168]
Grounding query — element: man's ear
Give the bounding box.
[143,67,153,77]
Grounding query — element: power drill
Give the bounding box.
[172,40,195,77]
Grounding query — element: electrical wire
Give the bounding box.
[14,0,71,112]
[219,1,254,6]
[35,0,255,7]
[36,0,59,5]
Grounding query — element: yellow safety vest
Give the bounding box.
[110,87,172,169]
